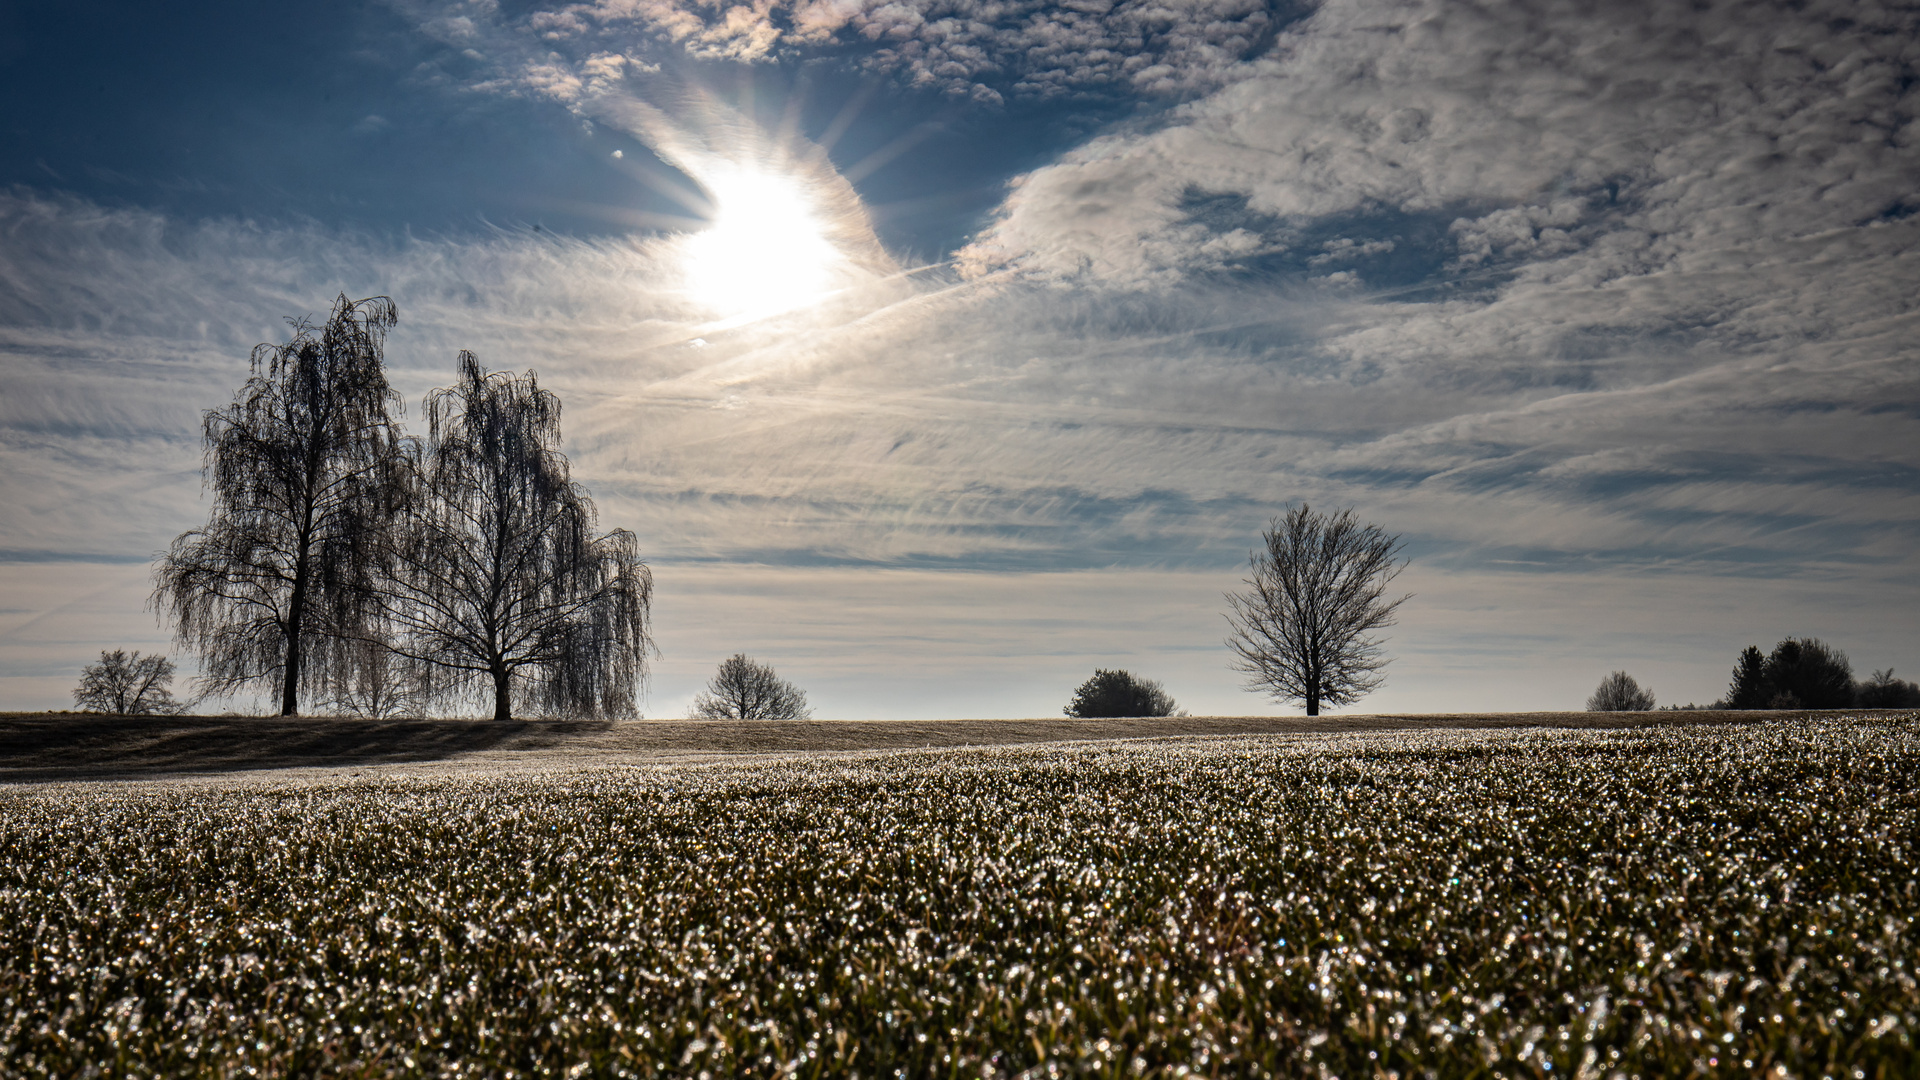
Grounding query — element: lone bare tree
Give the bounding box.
[73,650,188,715]
[691,655,811,720]
[379,352,653,721]
[1225,505,1409,716]
[153,295,406,715]
[1586,670,1655,711]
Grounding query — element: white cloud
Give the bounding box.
[405,0,1278,102]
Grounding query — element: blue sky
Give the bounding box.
[1,0,1915,718]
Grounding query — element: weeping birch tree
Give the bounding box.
[381,352,652,721]
[153,295,405,715]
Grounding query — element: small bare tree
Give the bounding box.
[1225,505,1409,716]
[379,352,653,721]
[153,295,406,715]
[1586,670,1655,711]
[691,655,811,720]
[321,636,430,719]
[73,650,188,715]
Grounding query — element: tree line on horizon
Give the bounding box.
[1587,636,1920,712]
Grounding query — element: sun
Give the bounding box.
[683,165,844,318]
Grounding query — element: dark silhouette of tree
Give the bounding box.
[691,654,810,720]
[1762,637,1855,709]
[1726,646,1769,709]
[73,650,188,715]
[1858,668,1920,709]
[153,295,405,716]
[1225,505,1409,716]
[1064,669,1180,717]
[1586,670,1655,711]
[379,352,652,721]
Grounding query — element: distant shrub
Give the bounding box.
[1586,671,1655,712]
[1065,669,1180,718]
[1858,669,1920,709]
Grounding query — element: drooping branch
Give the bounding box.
[379,352,654,721]
[152,295,405,715]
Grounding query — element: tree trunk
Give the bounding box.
[1305,682,1319,717]
[492,666,513,722]
[281,577,306,717]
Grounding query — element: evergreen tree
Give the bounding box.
[1726,645,1768,709]
[1762,638,1855,709]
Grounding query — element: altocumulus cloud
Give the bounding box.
[0,0,1915,714]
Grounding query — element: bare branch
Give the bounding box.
[1223,504,1410,716]
[691,654,810,720]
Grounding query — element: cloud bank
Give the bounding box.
[414,0,1281,103]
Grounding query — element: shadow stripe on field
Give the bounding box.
[0,710,1804,781]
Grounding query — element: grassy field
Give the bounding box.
[0,709,1782,782]
[2,714,1916,1078]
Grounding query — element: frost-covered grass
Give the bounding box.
[2,716,1916,1079]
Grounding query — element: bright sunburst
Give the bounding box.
[683,165,844,318]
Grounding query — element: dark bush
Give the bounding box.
[1064,669,1180,718]
[1764,638,1855,709]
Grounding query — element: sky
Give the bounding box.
[1,0,1915,719]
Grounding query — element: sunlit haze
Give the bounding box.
[682,164,846,318]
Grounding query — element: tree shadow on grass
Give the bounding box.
[0,714,613,782]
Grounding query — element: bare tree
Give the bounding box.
[153,295,406,716]
[691,654,811,720]
[379,352,653,721]
[321,636,431,719]
[1586,670,1655,711]
[73,650,188,715]
[1064,669,1181,717]
[1225,505,1409,716]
